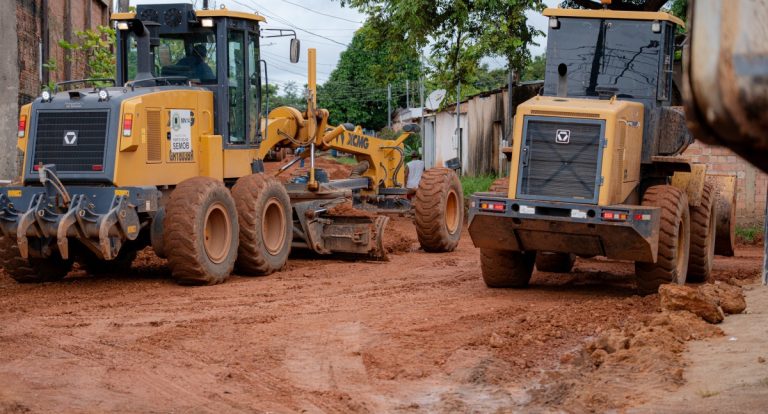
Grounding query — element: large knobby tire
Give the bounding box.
[163,177,239,286]
[0,237,71,283]
[480,249,536,288]
[414,168,463,252]
[535,252,576,273]
[688,183,717,283]
[635,185,690,295]
[231,174,292,275]
[489,177,509,194]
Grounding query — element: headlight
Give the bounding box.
[98,89,110,101]
[41,90,52,102]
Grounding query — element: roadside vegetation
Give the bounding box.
[460,175,497,199]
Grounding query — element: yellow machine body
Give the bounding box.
[507,96,645,206]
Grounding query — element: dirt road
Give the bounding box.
[0,216,763,413]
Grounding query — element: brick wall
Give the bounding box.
[17,0,43,106]
[683,141,767,226]
[15,0,111,106]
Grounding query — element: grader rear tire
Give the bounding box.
[163,177,239,286]
[0,237,71,283]
[414,168,463,252]
[688,182,717,282]
[489,177,509,194]
[480,249,535,288]
[232,174,292,275]
[635,185,690,295]
[535,252,576,273]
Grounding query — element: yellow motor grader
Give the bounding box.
[0,3,463,285]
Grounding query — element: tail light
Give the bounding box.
[122,114,133,137]
[601,210,629,222]
[480,201,506,212]
[92,165,104,171]
[18,115,27,138]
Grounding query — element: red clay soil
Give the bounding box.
[0,218,762,412]
[264,155,354,183]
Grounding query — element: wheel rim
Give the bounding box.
[262,198,287,255]
[445,189,460,234]
[203,202,232,264]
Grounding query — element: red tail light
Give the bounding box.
[602,210,629,222]
[92,165,104,171]
[122,114,133,137]
[18,115,27,138]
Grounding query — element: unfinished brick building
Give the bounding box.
[16,0,112,106]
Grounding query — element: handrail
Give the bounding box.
[53,78,116,93]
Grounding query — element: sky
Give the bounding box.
[130,0,560,90]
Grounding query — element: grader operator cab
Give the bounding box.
[0,3,463,285]
[468,7,737,294]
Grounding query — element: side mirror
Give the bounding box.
[289,38,301,64]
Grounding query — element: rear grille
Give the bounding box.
[32,110,109,172]
[518,118,603,202]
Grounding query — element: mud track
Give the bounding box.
[0,217,762,411]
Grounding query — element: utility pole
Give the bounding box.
[456,81,461,165]
[387,83,392,129]
[419,73,425,157]
[406,79,410,109]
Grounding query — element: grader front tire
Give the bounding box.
[0,237,71,283]
[232,174,292,276]
[414,168,463,252]
[635,185,690,295]
[163,177,239,286]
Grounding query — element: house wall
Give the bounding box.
[683,141,767,225]
[0,3,20,180]
[6,0,111,181]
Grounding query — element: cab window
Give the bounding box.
[228,30,246,144]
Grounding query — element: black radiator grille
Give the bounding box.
[518,118,602,202]
[32,111,109,172]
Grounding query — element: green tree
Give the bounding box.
[317,24,420,130]
[337,0,544,96]
[58,26,117,81]
[521,54,546,82]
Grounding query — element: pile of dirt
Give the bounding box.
[659,282,747,323]
[263,154,354,183]
[327,202,374,218]
[382,218,417,255]
[529,310,723,412]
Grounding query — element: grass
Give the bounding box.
[696,389,720,398]
[460,175,498,198]
[736,225,764,245]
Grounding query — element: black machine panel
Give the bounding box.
[518,118,604,203]
[136,3,196,34]
[32,110,110,172]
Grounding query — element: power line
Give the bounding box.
[232,0,350,47]
[277,0,363,24]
